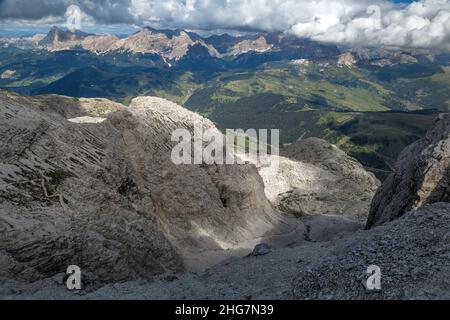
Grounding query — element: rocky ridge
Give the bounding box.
[367,113,450,228]
[0,90,289,291]
[227,36,272,56]
[6,26,425,69]
[38,26,219,60]
[33,26,340,62]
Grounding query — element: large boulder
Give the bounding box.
[367,113,450,228]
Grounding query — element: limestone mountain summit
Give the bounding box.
[33,26,340,63]
[38,26,92,49]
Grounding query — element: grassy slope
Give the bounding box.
[183,62,443,178]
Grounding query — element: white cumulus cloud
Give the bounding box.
[1,0,449,50]
[129,0,450,50]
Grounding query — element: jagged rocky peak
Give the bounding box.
[17,25,427,68]
[139,26,199,40]
[227,35,272,56]
[367,113,450,228]
[81,34,120,54]
[85,26,218,59]
[39,26,90,46]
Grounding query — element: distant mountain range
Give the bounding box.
[1,26,436,70]
[34,26,339,61]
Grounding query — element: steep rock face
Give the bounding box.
[81,35,120,54]
[292,203,450,300]
[0,91,282,288]
[0,92,182,287]
[347,48,419,67]
[119,29,219,59]
[261,138,379,221]
[367,113,450,228]
[227,36,272,56]
[38,26,91,50]
[115,28,211,59]
[38,27,219,60]
[34,27,341,63]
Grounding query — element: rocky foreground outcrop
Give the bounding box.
[38,26,219,59]
[0,90,288,290]
[292,203,450,299]
[0,89,381,293]
[367,113,450,228]
[0,91,447,300]
[6,203,447,300]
